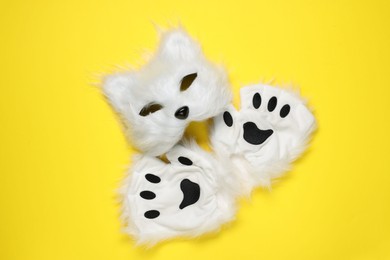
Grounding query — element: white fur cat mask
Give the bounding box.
[103,29,232,156]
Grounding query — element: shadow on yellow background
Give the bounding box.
[1,0,389,259]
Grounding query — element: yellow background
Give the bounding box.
[1,0,390,259]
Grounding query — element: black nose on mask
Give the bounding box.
[175,106,189,120]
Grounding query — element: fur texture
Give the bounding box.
[119,141,237,245]
[211,84,316,195]
[103,29,232,156]
[103,29,317,245]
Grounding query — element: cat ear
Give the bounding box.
[157,29,202,61]
[103,72,136,115]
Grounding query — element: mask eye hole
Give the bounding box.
[139,103,163,116]
[180,73,197,91]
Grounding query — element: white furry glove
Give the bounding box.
[120,142,236,245]
[211,84,316,195]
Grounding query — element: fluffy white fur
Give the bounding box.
[103,29,317,245]
[119,141,236,245]
[211,84,316,195]
[103,29,232,156]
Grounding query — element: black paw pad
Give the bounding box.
[178,156,193,166]
[140,191,156,200]
[243,122,273,145]
[268,96,277,112]
[280,104,290,118]
[144,210,160,219]
[145,173,161,183]
[179,179,200,209]
[253,93,262,109]
[223,111,233,127]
